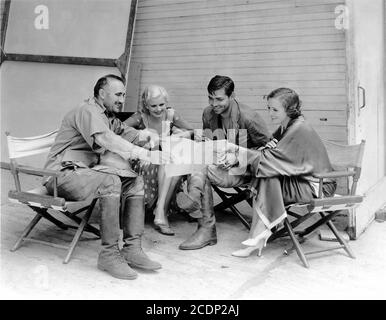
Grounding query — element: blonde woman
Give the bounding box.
[124,85,193,235]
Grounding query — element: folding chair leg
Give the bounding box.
[284,218,310,268]
[269,211,314,242]
[64,212,100,237]
[299,210,339,238]
[229,206,251,230]
[63,199,96,264]
[34,207,69,230]
[326,219,356,259]
[11,213,42,252]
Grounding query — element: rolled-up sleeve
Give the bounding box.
[73,107,110,153]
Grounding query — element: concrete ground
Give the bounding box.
[1,168,385,300]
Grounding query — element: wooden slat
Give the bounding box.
[135,50,346,64]
[140,65,346,76]
[138,0,343,9]
[295,0,343,6]
[138,0,289,12]
[135,17,339,37]
[134,25,341,45]
[134,35,344,53]
[140,72,347,82]
[133,42,346,58]
[137,1,293,20]
[141,57,346,72]
[136,3,341,26]
[139,86,346,97]
[139,79,347,88]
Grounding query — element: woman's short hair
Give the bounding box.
[141,85,169,113]
[207,75,235,97]
[266,87,302,119]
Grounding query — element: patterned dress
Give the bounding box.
[124,108,193,209]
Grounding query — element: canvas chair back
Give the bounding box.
[323,139,365,195]
[6,130,58,159]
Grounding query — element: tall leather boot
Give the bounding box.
[179,179,217,250]
[120,196,162,270]
[97,195,138,280]
[176,169,207,217]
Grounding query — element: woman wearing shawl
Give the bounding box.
[221,88,336,257]
[124,85,193,235]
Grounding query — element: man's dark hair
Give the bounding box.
[94,74,125,98]
[207,75,235,97]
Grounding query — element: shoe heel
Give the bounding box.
[257,236,269,257]
[208,239,217,246]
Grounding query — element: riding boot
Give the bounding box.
[179,179,217,250]
[97,195,138,280]
[176,169,207,217]
[120,196,162,270]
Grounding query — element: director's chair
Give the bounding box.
[5,130,100,264]
[269,139,366,268]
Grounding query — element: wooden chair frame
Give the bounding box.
[5,130,100,264]
[212,185,252,230]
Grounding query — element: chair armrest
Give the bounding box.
[313,170,355,179]
[308,195,363,212]
[16,165,61,177]
[8,190,66,209]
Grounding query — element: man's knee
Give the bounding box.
[122,176,144,198]
[207,165,245,188]
[97,174,122,197]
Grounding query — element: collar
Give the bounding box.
[91,97,116,118]
[89,97,107,114]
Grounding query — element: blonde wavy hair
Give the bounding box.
[141,85,169,114]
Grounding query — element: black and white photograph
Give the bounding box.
[0,0,385,303]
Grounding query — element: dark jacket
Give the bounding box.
[202,99,271,149]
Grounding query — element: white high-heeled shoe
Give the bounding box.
[241,229,272,247]
[231,245,262,258]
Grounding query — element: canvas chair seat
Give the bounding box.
[8,187,95,213]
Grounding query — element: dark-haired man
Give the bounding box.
[44,74,162,279]
[176,75,271,250]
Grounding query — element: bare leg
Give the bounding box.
[153,165,180,235]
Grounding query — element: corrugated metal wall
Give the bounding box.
[131,0,348,143]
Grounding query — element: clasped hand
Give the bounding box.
[139,129,160,149]
[213,140,239,170]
